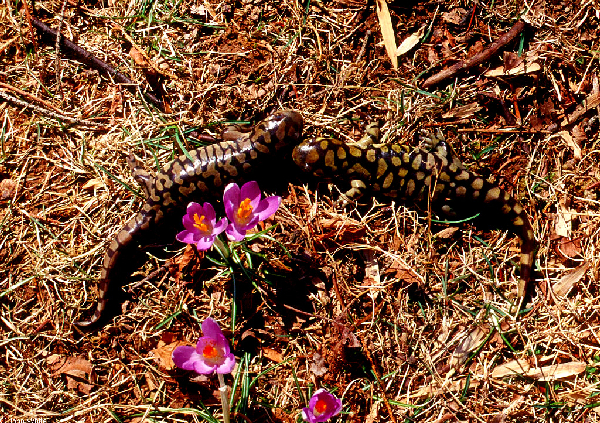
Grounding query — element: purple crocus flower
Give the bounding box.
[172,318,235,375]
[302,388,343,423]
[176,202,227,251]
[223,181,281,241]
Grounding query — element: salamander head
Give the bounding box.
[252,110,303,152]
[292,138,351,178]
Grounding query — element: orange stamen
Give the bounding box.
[314,399,328,414]
[193,214,209,232]
[202,343,218,359]
[237,198,253,221]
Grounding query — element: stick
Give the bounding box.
[422,20,528,89]
[30,18,165,111]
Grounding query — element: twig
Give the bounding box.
[422,20,528,89]
[30,18,165,111]
[55,0,68,103]
[0,81,68,115]
[0,89,104,129]
[359,335,398,423]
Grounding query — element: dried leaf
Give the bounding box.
[310,352,328,376]
[553,262,588,297]
[0,178,16,199]
[151,340,189,370]
[485,61,541,77]
[554,199,573,238]
[362,249,381,288]
[375,0,397,70]
[449,325,488,367]
[263,347,283,363]
[557,130,582,160]
[47,354,94,395]
[434,226,459,239]
[526,361,586,381]
[411,377,480,399]
[442,103,482,119]
[491,359,531,378]
[396,25,425,57]
[492,359,586,381]
[82,178,104,190]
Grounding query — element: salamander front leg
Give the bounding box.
[127,154,154,198]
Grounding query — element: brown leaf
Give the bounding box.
[396,25,425,57]
[492,359,586,381]
[555,237,583,260]
[0,178,16,199]
[375,0,397,70]
[553,262,588,297]
[81,178,104,191]
[151,339,190,370]
[263,347,283,363]
[47,354,94,395]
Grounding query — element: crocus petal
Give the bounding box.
[302,388,342,423]
[254,196,281,221]
[195,236,216,251]
[239,215,260,231]
[213,217,228,234]
[202,202,217,222]
[201,318,225,341]
[216,352,236,374]
[172,345,203,371]
[302,408,317,423]
[240,181,262,209]
[176,229,198,244]
[223,182,241,217]
[225,223,247,241]
[193,360,218,375]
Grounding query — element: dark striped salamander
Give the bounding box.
[76,110,303,328]
[292,128,535,308]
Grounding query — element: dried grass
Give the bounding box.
[2,0,600,422]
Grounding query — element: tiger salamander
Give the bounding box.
[76,110,303,328]
[292,127,535,307]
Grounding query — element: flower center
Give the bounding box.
[202,342,219,359]
[193,213,209,232]
[314,399,328,415]
[237,198,254,222]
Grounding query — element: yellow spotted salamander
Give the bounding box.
[76,110,303,328]
[292,129,535,307]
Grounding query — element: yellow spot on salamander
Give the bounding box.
[366,149,376,162]
[349,146,362,157]
[406,179,416,196]
[325,149,335,168]
[411,155,422,170]
[376,158,388,178]
[472,178,484,190]
[383,173,394,189]
[484,187,501,202]
[337,146,347,160]
[455,171,470,181]
[513,203,523,214]
[306,148,320,164]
